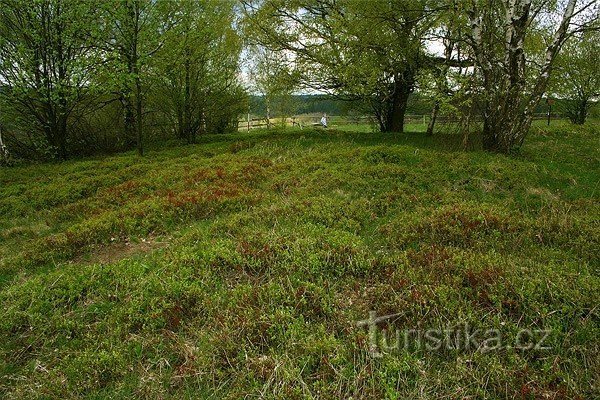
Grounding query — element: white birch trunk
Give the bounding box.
[468,0,583,152]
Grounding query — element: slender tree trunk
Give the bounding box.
[183,48,192,143]
[265,97,271,129]
[130,0,143,156]
[427,34,454,137]
[56,83,68,160]
[190,119,197,143]
[122,91,136,145]
[57,110,68,160]
[55,6,69,160]
[426,101,440,136]
[122,1,136,148]
[0,124,8,162]
[120,0,142,155]
[176,106,185,139]
[461,113,471,150]
[135,73,143,156]
[198,109,205,137]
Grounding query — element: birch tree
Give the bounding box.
[464,0,598,152]
[247,46,295,129]
[0,123,8,163]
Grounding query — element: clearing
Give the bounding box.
[0,123,599,398]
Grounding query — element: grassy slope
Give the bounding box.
[0,122,598,399]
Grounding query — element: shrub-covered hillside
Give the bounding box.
[1,123,599,399]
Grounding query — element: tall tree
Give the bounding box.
[248,46,295,128]
[0,0,102,159]
[156,0,242,142]
[551,30,599,124]
[243,0,442,133]
[102,0,172,156]
[463,0,598,153]
[423,28,458,136]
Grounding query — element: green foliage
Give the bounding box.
[0,0,245,160]
[153,0,244,138]
[456,0,597,152]
[1,122,599,398]
[247,46,299,125]
[0,0,105,159]
[550,30,600,124]
[243,0,436,132]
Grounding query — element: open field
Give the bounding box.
[1,122,599,398]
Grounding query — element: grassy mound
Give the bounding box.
[1,122,599,398]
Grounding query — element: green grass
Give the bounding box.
[1,121,599,399]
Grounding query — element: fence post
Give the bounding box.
[247,112,250,132]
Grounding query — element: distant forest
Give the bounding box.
[248,94,434,117]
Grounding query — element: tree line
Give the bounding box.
[0,0,244,160]
[242,0,599,153]
[0,0,598,162]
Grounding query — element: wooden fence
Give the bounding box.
[237,115,322,131]
[237,113,564,131]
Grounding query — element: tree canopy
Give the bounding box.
[0,0,597,160]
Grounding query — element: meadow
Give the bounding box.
[0,121,598,399]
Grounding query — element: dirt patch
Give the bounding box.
[71,237,169,266]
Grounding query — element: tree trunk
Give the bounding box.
[176,106,185,139]
[198,109,205,137]
[131,1,143,156]
[427,33,454,137]
[57,111,68,160]
[461,113,471,150]
[468,0,578,154]
[0,125,8,162]
[265,98,271,129]
[122,91,136,146]
[120,0,142,155]
[481,94,525,153]
[135,73,143,156]
[122,0,136,148]
[482,115,503,152]
[388,87,408,133]
[574,98,588,124]
[183,48,192,143]
[426,101,440,136]
[376,70,414,133]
